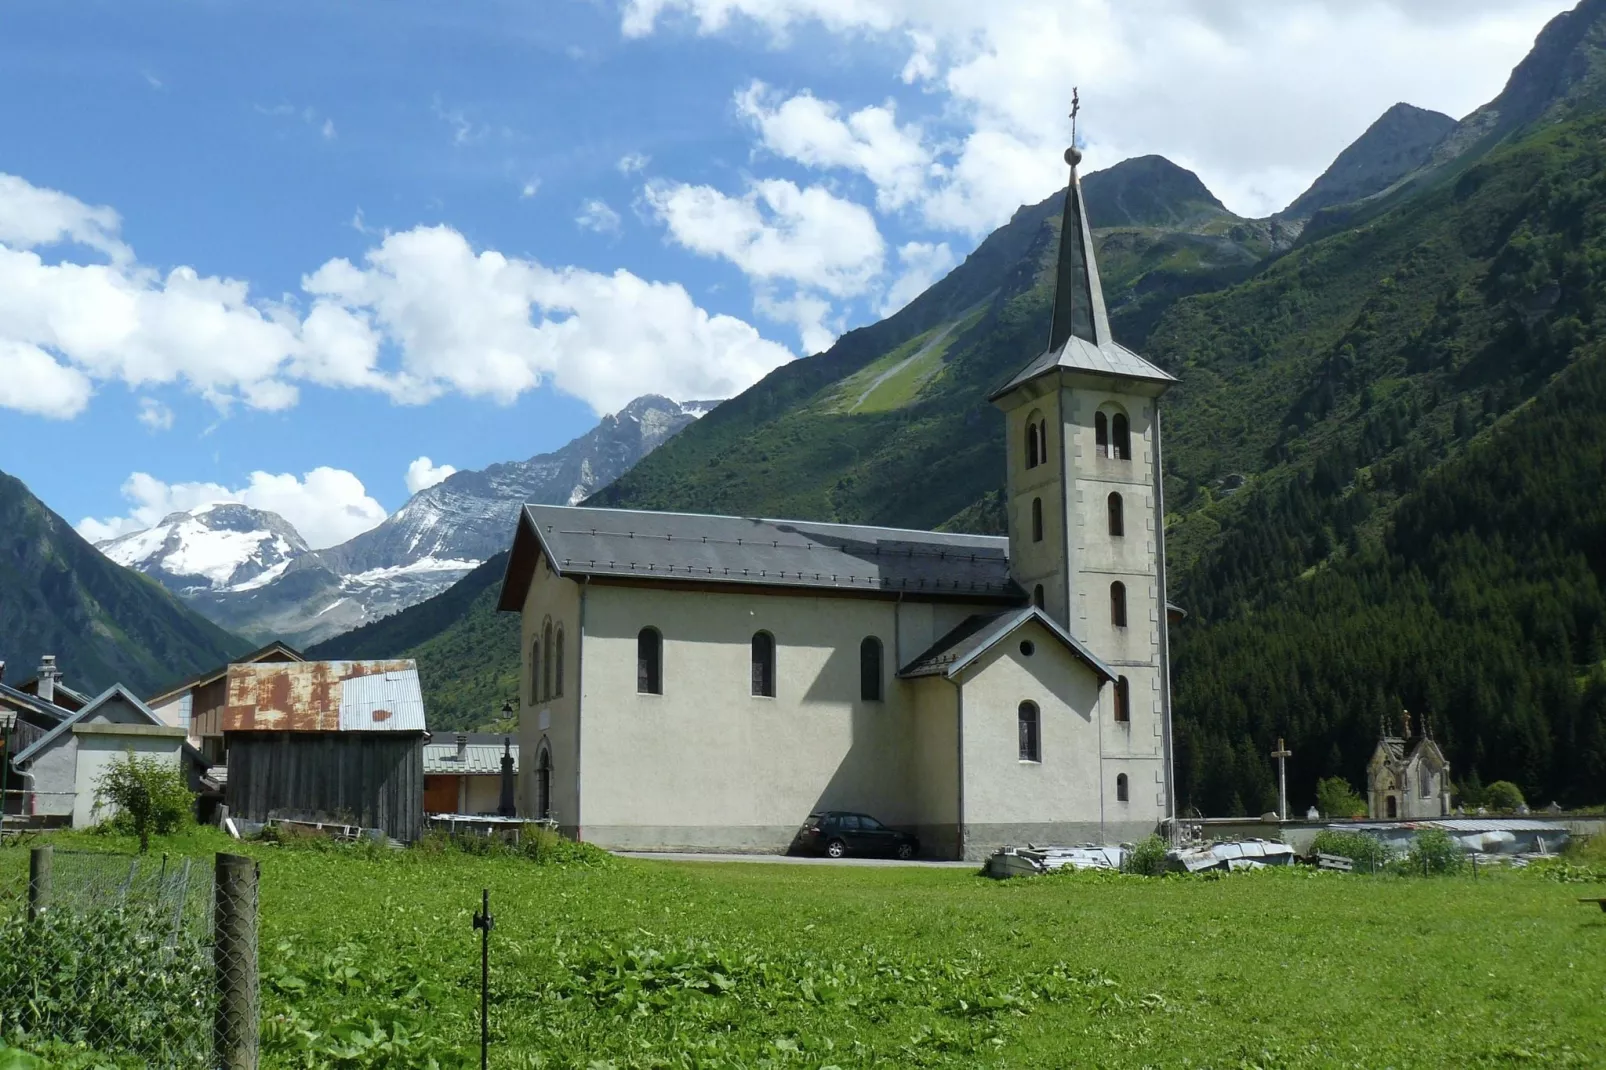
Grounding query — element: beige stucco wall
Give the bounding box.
[518,554,582,833]
[910,675,960,858]
[72,724,187,828]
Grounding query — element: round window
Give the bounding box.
[1019,640,1035,657]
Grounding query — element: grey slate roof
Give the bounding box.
[423,734,518,776]
[499,505,1021,610]
[898,606,1115,683]
[992,335,1176,400]
[12,684,166,767]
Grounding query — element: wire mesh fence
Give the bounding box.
[0,847,259,1068]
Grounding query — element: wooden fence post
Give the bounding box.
[214,852,259,1070]
[27,844,51,921]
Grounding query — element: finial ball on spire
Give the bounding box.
[1065,145,1082,167]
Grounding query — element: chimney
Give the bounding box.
[455,732,468,760]
[37,655,57,703]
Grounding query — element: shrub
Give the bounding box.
[1404,828,1465,875]
[1309,830,1391,872]
[93,750,195,853]
[1315,776,1366,819]
[1124,835,1171,876]
[1484,780,1526,812]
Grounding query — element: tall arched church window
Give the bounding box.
[1108,492,1124,537]
[859,636,883,702]
[1116,773,1129,802]
[1110,581,1127,628]
[542,619,554,700]
[1036,420,1048,467]
[1025,420,1039,469]
[529,640,540,705]
[751,631,776,697]
[1114,676,1131,722]
[1032,584,1045,609]
[1031,497,1043,543]
[1112,413,1131,461]
[554,626,565,698]
[1095,411,1109,457]
[637,627,662,695]
[1018,701,1041,762]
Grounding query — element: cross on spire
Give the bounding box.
[1069,87,1080,148]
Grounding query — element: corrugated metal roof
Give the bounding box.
[504,505,1019,607]
[423,737,518,775]
[1341,818,1568,834]
[223,660,426,733]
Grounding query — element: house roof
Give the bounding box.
[11,684,165,767]
[498,504,1020,612]
[0,682,71,725]
[146,640,306,707]
[423,734,519,776]
[897,605,1116,683]
[222,660,427,733]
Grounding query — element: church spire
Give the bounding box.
[1046,88,1111,354]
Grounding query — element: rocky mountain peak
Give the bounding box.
[1278,102,1456,220]
[97,502,310,594]
[1081,155,1233,230]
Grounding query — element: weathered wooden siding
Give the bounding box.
[225,732,424,841]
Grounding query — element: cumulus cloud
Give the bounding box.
[136,397,174,431]
[576,198,623,234]
[0,172,794,421]
[623,0,1570,222]
[879,241,955,317]
[617,152,651,173]
[78,468,388,550]
[405,456,458,495]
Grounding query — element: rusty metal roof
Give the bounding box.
[223,660,426,733]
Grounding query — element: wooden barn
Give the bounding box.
[221,659,427,842]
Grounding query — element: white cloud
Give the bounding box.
[617,152,651,174]
[77,467,388,550]
[879,241,955,317]
[623,0,1571,222]
[136,397,174,431]
[755,290,837,355]
[0,172,793,420]
[576,198,623,234]
[405,456,458,494]
[320,117,337,141]
[520,178,541,199]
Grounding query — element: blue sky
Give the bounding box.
[0,0,1568,549]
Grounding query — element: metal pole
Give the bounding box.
[27,844,52,921]
[473,887,494,1070]
[214,852,260,1070]
[1272,738,1292,819]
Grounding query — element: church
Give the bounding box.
[497,138,1180,860]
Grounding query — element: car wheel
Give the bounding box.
[826,839,847,859]
[896,842,915,861]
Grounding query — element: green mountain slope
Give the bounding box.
[0,469,249,697]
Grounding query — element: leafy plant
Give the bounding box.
[1315,777,1366,819]
[1125,835,1171,876]
[1403,828,1465,875]
[1484,780,1527,813]
[1309,830,1392,872]
[93,750,194,853]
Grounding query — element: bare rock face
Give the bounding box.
[1278,103,1456,220]
[99,395,717,646]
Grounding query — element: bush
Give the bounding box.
[1404,828,1465,875]
[1315,777,1366,819]
[1124,835,1171,876]
[93,750,194,853]
[1309,830,1392,872]
[412,824,614,866]
[1484,780,1526,812]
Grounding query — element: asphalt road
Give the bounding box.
[614,851,976,868]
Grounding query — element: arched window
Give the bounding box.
[1112,412,1131,461]
[751,631,776,697]
[535,745,552,820]
[1095,411,1109,457]
[637,627,662,695]
[859,636,883,702]
[1031,497,1043,543]
[1107,492,1124,537]
[1032,584,1045,609]
[1025,420,1039,469]
[1114,676,1131,723]
[1110,581,1127,628]
[1116,773,1129,802]
[1018,701,1041,762]
[542,619,554,700]
[536,636,549,703]
[1036,420,1048,466]
[554,626,565,698]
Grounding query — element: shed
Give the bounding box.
[221,660,427,841]
[423,733,519,816]
[145,640,304,763]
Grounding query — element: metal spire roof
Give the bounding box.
[991,137,1176,401]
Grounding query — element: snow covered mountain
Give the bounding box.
[97,395,717,647]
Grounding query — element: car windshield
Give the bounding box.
[857,815,885,830]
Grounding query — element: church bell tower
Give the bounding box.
[990,108,1178,824]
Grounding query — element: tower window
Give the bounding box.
[1110,581,1127,628]
[859,636,883,702]
[1095,411,1109,457]
[1032,584,1045,609]
[554,626,565,698]
[1037,420,1048,466]
[637,627,663,695]
[529,639,540,704]
[1117,773,1129,802]
[1018,701,1041,762]
[1114,676,1131,722]
[1107,492,1124,537]
[1031,497,1043,543]
[751,631,776,697]
[1025,420,1039,469]
[543,618,554,700]
[1112,413,1131,461]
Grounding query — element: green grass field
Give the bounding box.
[3,832,1604,1068]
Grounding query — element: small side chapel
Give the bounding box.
[498,136,1181,860]
[1367,711,1452,820]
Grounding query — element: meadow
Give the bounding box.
[2,831,1604,1069]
